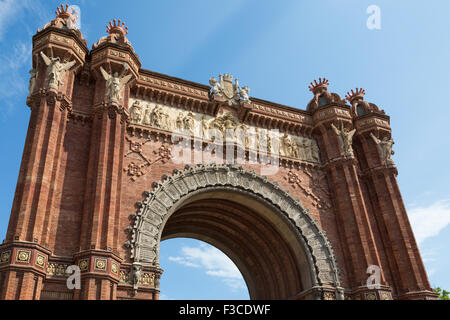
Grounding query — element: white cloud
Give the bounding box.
[0,41,31,102]
[0,0,21,41]
[408,199,450,244]
[169,244,246,291]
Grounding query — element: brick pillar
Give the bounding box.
[313,105,388,298]
[355,116,437,300]
[6,91,71,245]
[0,271,18,300]
[79,104,127,252]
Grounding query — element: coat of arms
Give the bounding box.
[209,74,250,106]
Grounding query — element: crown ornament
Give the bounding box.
[345,88,366,103]
[223,74,233,82]
[106,19,129,37]
[308,77,329,93]
[55,4,75,20]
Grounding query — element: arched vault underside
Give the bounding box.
[128,164,344,300]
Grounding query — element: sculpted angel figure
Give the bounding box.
[331,123,356,157]
[40,51,76,90]
[99,63,133,103]
[370,133,395,165]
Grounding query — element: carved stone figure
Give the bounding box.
[370,133,395,165]
[99,63,133,103]
[142,105,151,125]
[201,116,209,139]
[235,124,249,147]
[311,140,320,163]
[129,101,143,123]
[282,133,293,157]
[331,123,356,157]
[209,77,222,97]
[292,140,300,158]
[150,105,163,128]
[183,112,195,134]
[132,263,142,292]
[211,112,238,134]
[209,74,250,106]
[176,113,184,130]
[28,69,38,96]
[301,138,309,160]
[240,86,251,104]
[40,51,76,90]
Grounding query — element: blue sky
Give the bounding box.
[0,0,449,299]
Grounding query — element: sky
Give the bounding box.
[0,0,449,299]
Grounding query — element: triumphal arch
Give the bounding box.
[0,5,437,300]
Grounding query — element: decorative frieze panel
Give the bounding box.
[46,263,71,277]
[128,98,321,164]
[119,269,156,287]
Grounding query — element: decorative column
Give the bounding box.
[76,20,140,300]
[309,79,390,300]
[348,89,437,300]
[0,5,88,299]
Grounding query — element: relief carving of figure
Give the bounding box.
[40,51,76,90]
[292,140,300,158]
[301,138,309,160]
[142,105,152,125]
[176,113,184,130]
[281,133,294,157]
[183,112,195,134]
[201,116,209,139]
[99,62,133,103]
[132,263,142,291]
[129,101,143,123]
[331,123,356,157]
[150,105,163,128]
[28,68,38,96]
[370,133,395,165]
[311,140,320,163]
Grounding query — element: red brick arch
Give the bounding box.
[128,164,343,300]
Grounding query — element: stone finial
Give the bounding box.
[93,19,133,51]
[106,19,129,37]
[308,77,329,94]
[345,88,366,104]
[55,4,75,20]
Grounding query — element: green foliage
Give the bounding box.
[434,287,450,300]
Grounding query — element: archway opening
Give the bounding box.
[158,189,312,299]
[159,238,250,300]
